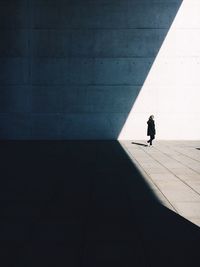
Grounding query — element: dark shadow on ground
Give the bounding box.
[0,141,199,267]
[196,148,200,150]
[132,142,148,147]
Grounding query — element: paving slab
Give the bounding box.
[120,140,200,227]
[2,140,200,266]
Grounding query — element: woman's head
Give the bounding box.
[149,115,154,120]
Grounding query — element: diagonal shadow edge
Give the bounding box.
[118,0,185,140]
[1,140,200,267]
[0,0,185,140]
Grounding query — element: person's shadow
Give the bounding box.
[132,142,148,147]
[0,141,199,267]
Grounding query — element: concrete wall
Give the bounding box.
[119,0,200,140]
[0,0,184,139]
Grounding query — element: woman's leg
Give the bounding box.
[150,135,155,145]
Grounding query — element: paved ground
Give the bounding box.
[120,140,200,227]
[1,141,200,266]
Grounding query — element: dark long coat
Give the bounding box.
[147,118,156,136]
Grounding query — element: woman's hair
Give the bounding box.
[149,115,154,120]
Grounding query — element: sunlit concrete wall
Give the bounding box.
[119,0,200,140]
[0,0,184,139]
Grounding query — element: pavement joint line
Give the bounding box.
[143,146,200,197]
[153,143,200,177]
[160,141,200,159]
[156,143,200,168]
[169,148,200,165]
[141,144,200,198]
[120,142,178,213]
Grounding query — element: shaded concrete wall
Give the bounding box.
[0,0,182,139]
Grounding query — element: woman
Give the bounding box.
[147,115,156,146]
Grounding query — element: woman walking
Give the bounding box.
[147,115,156,146]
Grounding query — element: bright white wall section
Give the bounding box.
[119,0,200,140]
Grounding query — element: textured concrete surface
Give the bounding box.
[119,0,200,140]
[120,140,200,227]
[0,0,183,139]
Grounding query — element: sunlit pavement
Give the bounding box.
[120,140,200,227]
